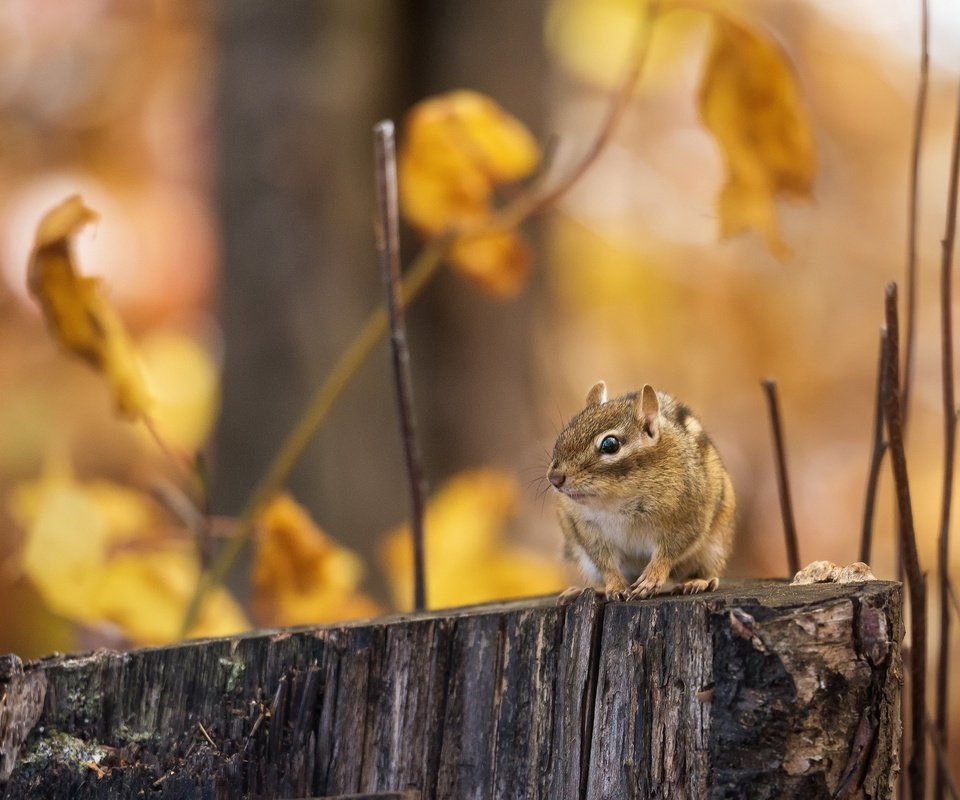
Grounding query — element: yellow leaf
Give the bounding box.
[378,469,567,610]
[399,91,540,232]
[251,493,381,627]
[137,330,221,452]
[449,230,532,298]
[96,550,248,644]
[399,91,540,294]
[10,467,248,644]
[27,195,153,419]
[698,16,816,258]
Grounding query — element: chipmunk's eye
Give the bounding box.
[598,435,621,455]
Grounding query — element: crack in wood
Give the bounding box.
[578,593,605,800]
[0,581,901,799]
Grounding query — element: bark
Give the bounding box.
[0,580,901,799]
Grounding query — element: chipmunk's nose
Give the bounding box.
[548,470,566,489]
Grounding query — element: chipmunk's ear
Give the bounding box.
[586,380,608,406]
[639,384,660,440]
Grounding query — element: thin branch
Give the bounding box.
[935,37,960,800]
[150,478,213,567]
[374,120,428,612]
[142,417,203,497]
[470,2,658,238]
[860,328,889,565]
[882,282,927,800]
[903,653,960,800]
[178,5,663,637]
[926,713,960,800]
[901,0,929,430]
[761,378,801,576]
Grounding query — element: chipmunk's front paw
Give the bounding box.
[627,563,670,599]
[604,579,630,601]
[626,575,663,600]
[673,577,720,595]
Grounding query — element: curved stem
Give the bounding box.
[143,417,204,502]
[935,27,960,799]
[901,0,929,432]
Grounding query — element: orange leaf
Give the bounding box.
[449,230,533,298]
[399,91,540,295]
[27,195,153,419]
[698,16,816,258]
[251,493,380,627]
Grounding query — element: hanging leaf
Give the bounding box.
[251,493,381,627]
[27,195,153,419]
[378,469,568,609]
[399,91,541,297]
[448,230,534,298]
[698,16,816,258]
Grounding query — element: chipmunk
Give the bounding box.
[547,381,735,600]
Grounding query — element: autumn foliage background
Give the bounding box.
[0,0,959,763]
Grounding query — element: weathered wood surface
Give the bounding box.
[0,580,901,799]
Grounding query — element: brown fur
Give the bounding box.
[547,382,735,599]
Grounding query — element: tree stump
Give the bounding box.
[0,580,901,799]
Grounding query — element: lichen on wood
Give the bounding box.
[0,580,901,799]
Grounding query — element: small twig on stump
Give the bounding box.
[761,378,800,577]
[860,328,889,565]
[374,120,428,612]
[881,282,927,800]
[197,721,219,753]
[934,32,960,800]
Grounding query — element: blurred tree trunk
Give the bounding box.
[211,0,550,594]
[211,0,406,546]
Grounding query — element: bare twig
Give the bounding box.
[82,761,107,781]
[197,721,218,753]
[178,4,662,637]
[142,417,204,500]
[374,120,428,612]
[472,2,658,238]
[949,575,960,621]
[901,0,929,429]
[860,328,889,565]
[934,37,960,800]
[761,378,801,576]
[926,713,960,800]
[150,479,214,568]
[882,282,927,800]
[151,772,171,789]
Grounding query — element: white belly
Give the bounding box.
[577,505,660,567]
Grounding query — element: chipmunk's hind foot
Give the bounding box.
[673,577,720,595]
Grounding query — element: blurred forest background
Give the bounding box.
[1,0,959,766]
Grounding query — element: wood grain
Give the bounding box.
[0,580,901,799]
